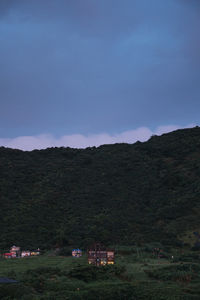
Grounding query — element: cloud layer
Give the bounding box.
[0,1,199,138]
[0,124,195,151]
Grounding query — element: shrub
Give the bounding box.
[146,263,200,283]
[68,265,125,282]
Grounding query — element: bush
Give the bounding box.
[146,263,200,283]
[56,247,72,256]
[68,265,125,282]
[0,284,33,300]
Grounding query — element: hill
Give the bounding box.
[1,127,200,250]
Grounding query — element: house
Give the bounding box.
[3,246,40,258]
[10,245,21,258]
[21,251,31,257]
[88,242,115,266]
[72,249,82,257]
[30,249,40,256]
[3,253,13,259]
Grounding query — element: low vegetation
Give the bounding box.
[1,246,200,299]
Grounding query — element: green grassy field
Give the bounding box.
[0,255,85,275]
[0,249,200,299]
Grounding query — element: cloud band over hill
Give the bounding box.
[0,124,195,151]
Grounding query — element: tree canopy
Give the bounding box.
[1,127,200,249]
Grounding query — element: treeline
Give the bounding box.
[1,127,200,249]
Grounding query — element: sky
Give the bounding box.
[0,0,199,150]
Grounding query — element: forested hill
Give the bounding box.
[1,127,200,250]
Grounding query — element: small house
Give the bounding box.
[21,251,31,257]
[10,245,21,258]
[3,253,13,259]
[30,249,40,256]
[88,243,114,266]
[72,249,82,257]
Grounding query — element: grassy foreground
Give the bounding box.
[1,247,200,299]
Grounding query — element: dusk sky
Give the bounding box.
[0,0,199,150]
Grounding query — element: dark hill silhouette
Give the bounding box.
[1,127,200,249]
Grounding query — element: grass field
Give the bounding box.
[0,249,200,299]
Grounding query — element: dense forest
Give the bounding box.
[1,127,200,250]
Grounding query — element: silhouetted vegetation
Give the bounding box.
[1,127,200,250]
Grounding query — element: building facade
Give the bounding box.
[88,243,114,266]
[72,249,82,257]
[10,245,21,258]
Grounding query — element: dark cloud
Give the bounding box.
[1,0,141,40]
[177,0,200,8]
[0,0,199,138]
[0,0,15,17]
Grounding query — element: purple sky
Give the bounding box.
[0,0,199,150]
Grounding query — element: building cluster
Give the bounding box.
[2,243,115,266]
[3,245,40,258]
[87,243,114,266]
[72,243,115,266]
